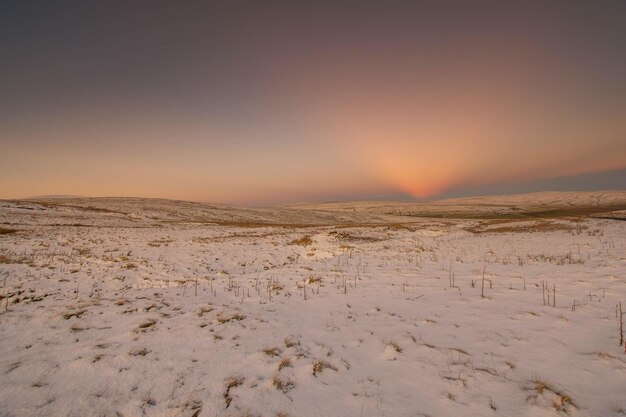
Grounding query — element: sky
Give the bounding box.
[1,1,625,205]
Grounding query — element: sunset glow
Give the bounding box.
[1,2,625,203]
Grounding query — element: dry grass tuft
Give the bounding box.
[526,377,577,414]
[224,376,245,408]
[312,359,338,376]
[289,235,313,246]
[70,323,87,332]
[217,313,246,323]
[128,347,151,356]
[278,357,292,370]
[329,231,380,242]
[305,275,322,284]
[134,319,157,332]
[284,337,299,348]
[387,341,402,353]
[271,373,295,393]
[225,376,244,389]
[147,238,174,247]
[62,309,86,320]
[262,346,282,357]
[196,305,214,317]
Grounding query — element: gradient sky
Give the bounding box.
[1,1,625,204]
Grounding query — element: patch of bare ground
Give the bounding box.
[289,235,313,246]
[465,219,584,234]
[147,238,174,247]
[0,250,34,265]
[396,203,626,220]
[192,231,282,243]
[328,231,380,243]
[212,221,422,229]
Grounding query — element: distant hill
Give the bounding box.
[287,191,626,219]
[2,191,625,227]
[26,195,83,199]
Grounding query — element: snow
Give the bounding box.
[0,196,625,417]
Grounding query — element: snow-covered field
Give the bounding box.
[1,195,625,417]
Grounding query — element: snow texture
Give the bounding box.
[0,194,625,417]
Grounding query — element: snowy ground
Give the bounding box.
[0,196,625,417]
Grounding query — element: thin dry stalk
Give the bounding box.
[481,266,486,298]
[619,302,623,347]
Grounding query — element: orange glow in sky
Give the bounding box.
[1,2,625,203]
